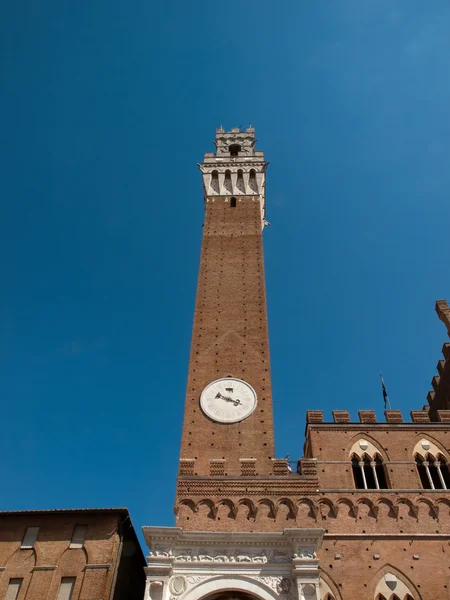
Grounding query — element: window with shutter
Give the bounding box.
[57,577,76,600]
[21,526,39,548]
[70,524,87,549]
[5,579,22,600]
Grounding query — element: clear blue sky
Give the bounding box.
[2,1,450,551]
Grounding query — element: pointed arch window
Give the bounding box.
[416,453,450,490]
[352,453,388,490]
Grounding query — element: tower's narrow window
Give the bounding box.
[224,170,233,194]
[236,169,245,193]
[229,144,241,156]
[230,197,236,208]
[211,170,219,194]
[249,168,258,192]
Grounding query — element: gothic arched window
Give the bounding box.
[416,453,449,490]
[352,453,388,490]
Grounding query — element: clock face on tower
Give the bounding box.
[200,378,257,423]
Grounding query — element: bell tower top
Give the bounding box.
[199,126,268,221]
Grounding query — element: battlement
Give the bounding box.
[426,299,450,419]
[305,408,450,425]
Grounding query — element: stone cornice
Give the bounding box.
[143,527,323,549]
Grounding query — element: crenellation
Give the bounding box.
[332,410,350,423]
[384,410,403,423]
[432,374,441,391]
[436,410,450,423]
[358,410,377,423]
[436,299,450,336]
[410,410,431,423]
[306,410,324,424]
[443,341,450,359]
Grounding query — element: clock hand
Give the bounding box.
[215,392,241,406]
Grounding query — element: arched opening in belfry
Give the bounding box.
[229,144,241,156]
[224,170,233,194]
[211,170,219,194]
[249,169,258,192]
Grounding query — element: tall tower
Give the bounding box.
[144,129,324,600]
[179,126,274,477]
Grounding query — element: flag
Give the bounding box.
[380,373,389,409]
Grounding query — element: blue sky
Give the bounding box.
[1,1,450,550]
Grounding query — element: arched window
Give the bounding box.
[416,453,449,490]
[229,144,241,156]
[230,197,236,208]
[352,455,365,489]
[352,453,388,490]
[236,169,245,193]
[375,456,388,488]
[224,170,232,194]
[248,169,258,192]
[415,455,430,488]
[440,456,450,488]
[211,170,219,194]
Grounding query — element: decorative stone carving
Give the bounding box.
[144,526,324,600]
[254,576,294,599]
[151,545,173,558]
[169,576,186,595]
[294,547,315,559]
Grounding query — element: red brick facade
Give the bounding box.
[0,509,145,600]
[178,195,274,476]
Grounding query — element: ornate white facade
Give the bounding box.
[197,126,269,224]
[143,527,324,600]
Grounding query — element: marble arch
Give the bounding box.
[180,575,279,600]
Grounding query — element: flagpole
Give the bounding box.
[379,372,392,410]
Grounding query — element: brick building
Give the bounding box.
[143,128,450,600]
[0,508,145,600]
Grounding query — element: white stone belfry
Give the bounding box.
[197,126,269,226]
[143,527,324,600]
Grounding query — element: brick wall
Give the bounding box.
[0,510,145,600]
[178,196,274,477]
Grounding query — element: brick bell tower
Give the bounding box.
[143,128,324,600]
[179,125,274,478]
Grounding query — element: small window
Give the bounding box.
[229,144,241,156]
[5,579,22,600]
[230,197,236,208]
[21,526,39,549]
[70,524,87,549]
[57,577,76,600]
